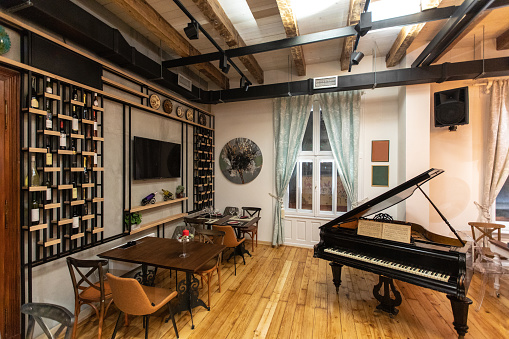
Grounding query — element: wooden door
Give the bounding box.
[0,66,21,339]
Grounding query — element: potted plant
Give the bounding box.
[176,185,185,199]
[124,212,142,228]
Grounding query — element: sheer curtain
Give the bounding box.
[477,80,509,221]
[318,91,362,205]
[272,95,313,246]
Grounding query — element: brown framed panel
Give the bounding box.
[371,140,390,162]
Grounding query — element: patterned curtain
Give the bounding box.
[272,95,313,246]
[318,91,361,205]
[477,80,509,221]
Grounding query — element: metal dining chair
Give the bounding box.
[21,302,74,339]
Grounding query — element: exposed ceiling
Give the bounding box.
[88,0,509,90]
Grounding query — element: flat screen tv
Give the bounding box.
[133,136,181,180]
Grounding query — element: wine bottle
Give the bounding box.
[59,121,66,150]
[93,110,98,137]
[71,140,77,167]
[83,92,87,106]
[25,155,40,187]
[45,77,53,94]
[45,138,52,166]
[31,194,40,225]
[93,93,99,107]
[83,201,88,216]
[93,142,98,167]
[72,106,79,133]
[72,175,78,201]
[45,176,52,203]
[45,100,53,130]
[83,157,89,183]
[72,207,79,230]
[72,87,78,101]
[31,77,39,108]
[83,107,89,121]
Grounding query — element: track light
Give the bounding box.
[184,20,199,40]
[219,53,230,74]
[240,76,251,91]
[350,51,364,66]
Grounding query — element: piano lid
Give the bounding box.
[327,168,443,225]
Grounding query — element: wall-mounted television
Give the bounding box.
[133,136,181,180]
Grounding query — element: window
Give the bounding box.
[496,177,509,222]
[285,109,348,217]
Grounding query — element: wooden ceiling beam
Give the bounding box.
[340,0,366,71]
[191,0,264,84]
[109,0,229,89]
[275,0,306,76]
[497,28,509,50]
[386,0,442,68]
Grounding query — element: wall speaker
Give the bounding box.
[434,87,469,130]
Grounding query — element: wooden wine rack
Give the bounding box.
[193,124,215,211]
[21,70,105,265]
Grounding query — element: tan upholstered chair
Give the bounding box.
[106,273,179,339]
[66,257,113,339]
[195,229,225,307]
[213,225,245,275]
[239,207,261,252]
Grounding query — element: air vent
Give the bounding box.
[178,74,193,91]
[313,76,338,89]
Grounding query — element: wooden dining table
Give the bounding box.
[98,236,225,329]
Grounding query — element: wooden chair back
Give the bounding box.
[212,225,240,248]
[184,217,207,230]
[223,206,239,216]
[21,302,74,339]
[105,274,155,316]
[242,207,261,218]
[196,229,225,246]
[468,222,505,246]
[66,257,108,301]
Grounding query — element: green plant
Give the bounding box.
[176,185,185,194]
[124,212,142,225]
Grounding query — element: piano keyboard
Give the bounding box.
[324,248,450,282]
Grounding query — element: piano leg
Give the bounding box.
[373,275,402,316]
[329,262,343,293]
[447,295,472,339]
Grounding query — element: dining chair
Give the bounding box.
[212,225,245,275]
[106,273,179,339]
[223,206,239,216]
[239,207,261,252]
[195,229,225,307]
[66,257,113,339]
[468,222,505,250]
[21,302,75,339]
[183,217,207,230]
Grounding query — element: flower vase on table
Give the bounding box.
[177,229,194,258]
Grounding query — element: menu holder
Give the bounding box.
[357,219,411,244]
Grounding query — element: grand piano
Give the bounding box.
[314,168,473,338]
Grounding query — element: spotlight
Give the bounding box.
[350,51,364,66]
[240,76,251,91]
[219,54,230,74]
[184,20,199,40]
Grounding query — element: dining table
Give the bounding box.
[98,236,225,329]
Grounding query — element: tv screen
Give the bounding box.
[133,136,181,180]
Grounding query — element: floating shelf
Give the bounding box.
[81,151,94,156]
[22,147,47,153]
[44,203,60,210]
[130,212,187,235]
[66,232,84,241]
[58,114,72,121]
[92,197,104,203]
[24,107,47,116]
[71,133,85,139]
[87,227,104,234]
[57,149,74,155]
[93,136,104,142]
[58,184,73,190]
[92,167,104,172]
[92,106,104,111]
[23,223,48,232]
[37,129,60,137]
[69,99,84,106]
[81,119,94,125]
[37,238,60,247]
[79,183,94,188]
[127,197,188,213]
[64,200,85,206]
[22,186,47,192]
[82,214,95,221]
[52,218,73,226]
[65,167,85,172]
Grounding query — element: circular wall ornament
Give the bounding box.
[186,109,194,121]
[149,94,160,109]
[176,106,184,117]
[219,138,263,184]
[163,99,173,113]
[0,26,11,55]
[198,113,206,126]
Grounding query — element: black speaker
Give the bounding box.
[434,87,469,130]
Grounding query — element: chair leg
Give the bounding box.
[207,272,212,308]
[97,299,105,339]
[111,311,123,339]
[251,232,255,252]
[233,251,237,276]
[217,266,221,293]
[144,315,150,339]
[72,304,80,339]
[168,303,179,339]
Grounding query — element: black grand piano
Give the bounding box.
[314,168,473,338]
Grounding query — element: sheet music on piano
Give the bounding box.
[358,219,411,244]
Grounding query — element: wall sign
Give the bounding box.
[220,138,263,184]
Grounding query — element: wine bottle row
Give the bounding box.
[193,127,214,211]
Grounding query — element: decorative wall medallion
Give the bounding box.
[176,106,184,118]
[186,109,194,121]
[149,94,160,109]
[163,99,173,114]
[220,138,263,184]
[199,113,206,126]
[0,26,11,55]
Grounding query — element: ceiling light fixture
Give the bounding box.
[219,53,230,73]
[240,76,251,91]
[184,20,199,40]
[350,51,364,66]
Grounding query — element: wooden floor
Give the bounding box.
[75,243,509,339]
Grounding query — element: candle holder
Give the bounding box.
[177,233,193,258]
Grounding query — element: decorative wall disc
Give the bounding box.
[199,113,206,126]
[186,109,194,121]
[149,94,160,109]
[176,106,184,117]
[163,99,173,113]
[220,138,263,184]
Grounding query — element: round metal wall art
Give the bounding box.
[186,109,194,121]
[176,106,184,117]
[199,113,206,126]
[149,94,160,109]
[163,99,173,113]
[219,138,263,184]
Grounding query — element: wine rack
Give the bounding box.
[193,123,215,211]
[21,71,105,265]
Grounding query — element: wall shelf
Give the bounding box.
[130,213,187,235]
[23,223,48,232]
[127,197,188,213]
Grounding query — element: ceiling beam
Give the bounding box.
[385,0,442,68]
[191,0,264,84]
[275,0,306,76]
[497,28,509,49]
[340,0,366,71]
[109,0,229,89]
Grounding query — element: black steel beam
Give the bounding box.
[411,0,495,68]
[197,57,509,103]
